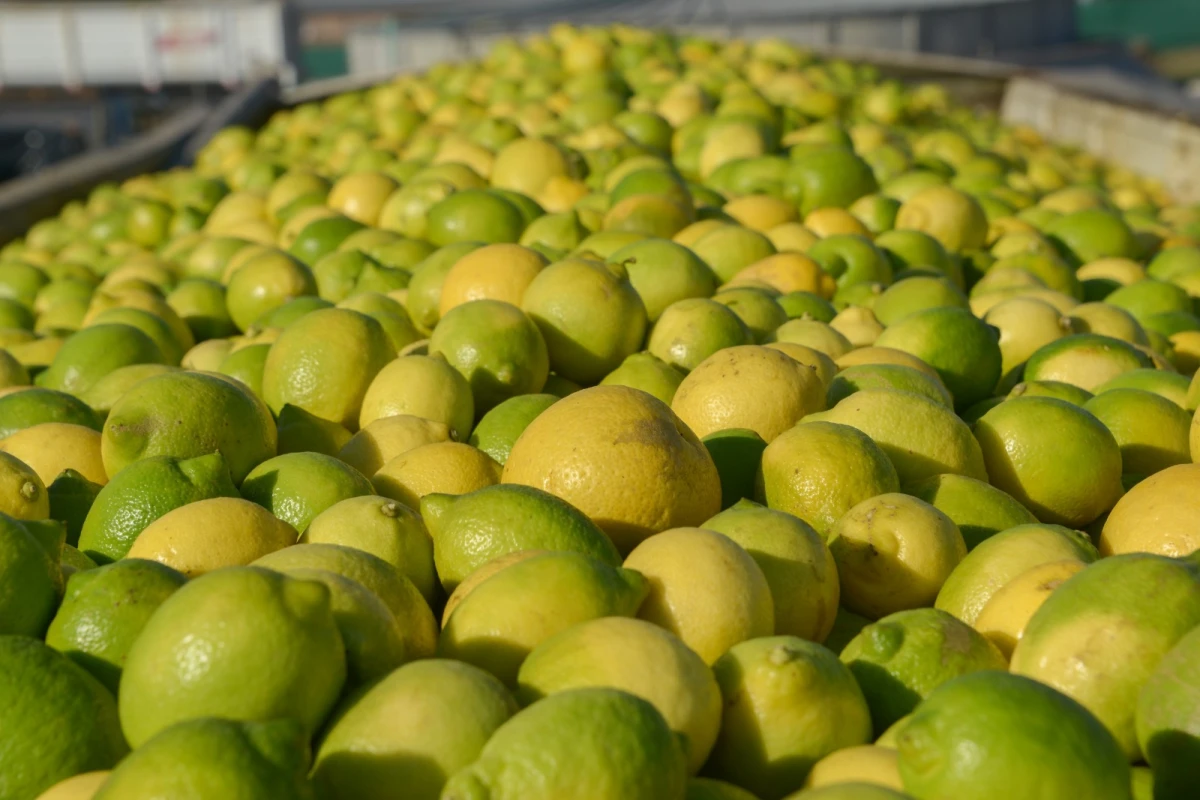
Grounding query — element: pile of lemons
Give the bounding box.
[0,22,1198,800]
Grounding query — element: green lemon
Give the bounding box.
[275,403,352,457]
[378,179,456,239]
[257,296,334,329]
[1009,379,1094,405]
[934,523,1098,625]
[708,636,873,799]
[874,307,1001,408]
[825,363,952,409]
[251,542,437,658]
[1083,388,1192,484]
[337,292,422,352]
[0,514,64,637]
[217,342,270,397]
[778,291,837,322]
[601,351,687,405]
[0,386,101,438]
[427,190,526,246]
[1022,333,1154,392]
[118,566,345,747]
[648,298,751,372]
[703,428,769,510]
[802,389,986,486]
[422,483,619,593]
[517,617,722,773]
[314,659,517,800]
[874,229,958,287]
[688,778,763,800]
[704,498,840,643]
[840,607,1006,734]
[45,558,186,693]
[302,495,435,604]
[240,452,373,533]
[520,210,591,253]
[467,393,558,464]
[1093,367,1191,407]
[441,687,687,800]
[0,348,30,389]
[807,235,893,291]
[0,637,127,800]
[714,287,788,343]
[871,277,968,326]
[225,249,318,332]
[87,306,191,366]
[95,717,313,800]
[439,551,647,686]
[897,672,1131,800]
[77,452,239,563]
[1136,624,1200,795]
[691,225,777,283]
[903,473,1037,550]
[48,468,103,546]
[101,371,276,483]
[522,258,648,384]
[1010,553,1200,760]
[757,421,899,536]
[288,214,366,265]
[785,148,879,216]
[608,238,718,321]
[784,785,911,799]
[1045,209,1139,265]
[36,324,165,395]
[167,278,237,341]
[973,396,1123,527]
[429,300,550,414]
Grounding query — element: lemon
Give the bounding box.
[337,414,452,477]
[503,385,721,553]
[771,319,853,359]
[1083,388,1192,484]
[428,299,550,413]
[327,171,398,226]
[708,636,873,799]
[0,514,64,637]
[768,342,838,387]
[829,306,883,349]
[0,450,50,520]
[704,499,840,643]
[903,473,1037,550]
[973,396,1123,526]
[688,778,762,800]
[517,617,722,773]
[313,659,517,800]
[440,551,647,685]
[119,567,345,747]
[261,307,396,430]
[873,307,1001,409]
[896,672,1131,800]
[728,253,835,298]
[37,323,165,396]
[216,342,269,397]
[34,771,111,800]
[441,687,688,800]
[1135,624,1200,795]
[225,249,317,331]
[302,494,435,602]
[1022,333,1153,391]
[1068,302,1148,344]
[648,298,751,372]
[828,493,966,619]
[359,354,475,439]
[757,421,899,536]
[1010,553,1200,760]
[241,451,373,533]
[1100,463,1200,556]
[1094,367,1191,407]
[804,389,986,485]
[802,746,903,792]
[672,345,824,442]
[101,371,276,483]
[126,497,297,576]
[438,244,547,314]
[0,348,30,389]
[492,137,572,197]
[466,393,558,464]
[841,608,1006,733]
[373,441,501,509]
[724,195,799,231]
[275,403,352,457]
[973,559,1086,657]
[692,225,778,284]
[608,239,719,322]
[45,557,185,693]
[825,363,953,409]
[624,527,773,664]
[423,482,619,592]
[984,296,1072,382]
[521,258,647,384]
[0,637,127,800]
[94,717,313,800]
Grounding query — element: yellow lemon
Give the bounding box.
[671,345,825,442]
[1099,463,1200,556]
[765,342,838,388]
[805,208,872,239]
[359,354,475,439]
[0,451,49,520]
[372,442,501,509]
[727,252,836,297]
[337,414,453,478]
[723,195,799,232]
[126,497,298,577]
[829,306,884,348]
[828,493,967,620]
[771,319,853,358]
[973,559,1086,658]
[0,423,107,486]
[33,771,111,800]
[327,172,399,227]
[803,745,904,791]
[835,346,941,381]
[766,221,821,253]
[624,527,774,664]
[438,244,548,315]
[502,385,721,553]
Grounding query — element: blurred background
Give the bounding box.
[1,0,1198,182]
